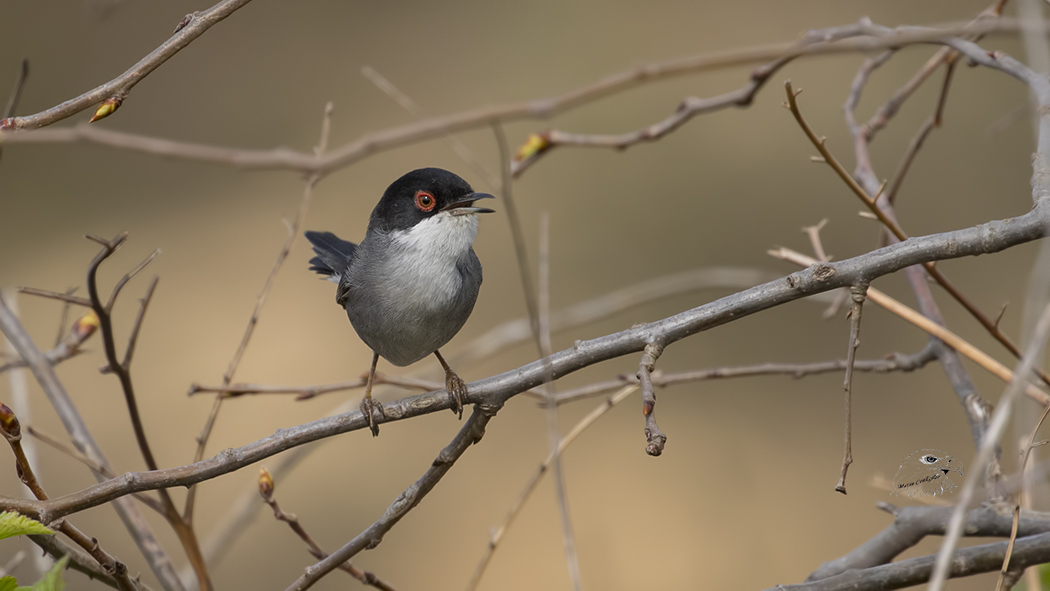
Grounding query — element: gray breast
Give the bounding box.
[342,236,482,366]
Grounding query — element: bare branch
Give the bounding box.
[997,400,1050,590]
[0,291,185,591]
[2,203,1049,524]
[928,303,1050,591]
[787,77,1050,389]
[16,287,92,308]
[468,384,637,591]
[834,284,867,494]
[771,248,1050,405]
[25,425,164,515]
[0,0,254,131]
[806,505,1050,582]
[186,102,331,520]
[638,342,667,456]
[6,19,1050,176]
[537,214,582,590]
[554,345,937,406]
[0,404,138,591]
[511,56,794,176]
[257,468,396,591]
[283,406,494,591]
[187,373,440,399]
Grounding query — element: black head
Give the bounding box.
[367,168,494,233]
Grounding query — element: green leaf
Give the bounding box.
[1014,562,1050,591]
[0,575,18,591]
[18,556,67,591]
[0,512,53,540]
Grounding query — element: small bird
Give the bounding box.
[305,168,494,436]
[890,449,964,498]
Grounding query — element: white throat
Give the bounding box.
[391,211,479,256]
[385,211,479,307]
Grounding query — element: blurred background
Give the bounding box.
[1,1,1047,589]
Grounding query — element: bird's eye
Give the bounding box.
[924,456,937,463]
[415,191,436,212]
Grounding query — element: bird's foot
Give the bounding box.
[359,396,386,437]
[445,372,467,419]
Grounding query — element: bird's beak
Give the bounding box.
[442,192,496,215]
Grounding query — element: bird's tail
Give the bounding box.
[305,231,357,281]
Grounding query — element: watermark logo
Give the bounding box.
[890,449,964,498]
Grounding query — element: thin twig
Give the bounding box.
[106,249,160,314]
[467,385,637,591]
[192,265,795,571]
[834,284,867,494]
[881,63,957,209]
[258,468,396,590]
[85,236,165,471]
[6,19,1044,173]
[123,276,158,370]
[0,293,185,591]
[928,303,1050,591]
[0,307,98,375]
[283,407,494,591]
[81,234,210,589]
[0,0,254,131]
[638,342,667,456]
[52,287,78,348]
[785,80,1050,389]
[361,66,499,190]
[16,287,92,308]
[24,425,164,515]
[841,42,995,455]
[185,102,332,521]
[187,373,440,399]
[537,214,583,590]
[553,346,937,405]
[511,56,795,176]
[492,123,540,343]
[4,204,1050,525]
[770,248,1050,405]
[0,406,138,591]
[994,400,1050,590]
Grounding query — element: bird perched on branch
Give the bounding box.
[305,168,494,436]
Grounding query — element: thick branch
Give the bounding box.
[807,505,1050,581]
[0,204,1045,523]
[777,531,1050,591]
[5,19,1048,175]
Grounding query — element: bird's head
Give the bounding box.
[368,168,495,234]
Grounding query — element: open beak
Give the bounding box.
[442,192,496,215]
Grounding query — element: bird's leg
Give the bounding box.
[434,350,466,419]
[360,351,385,436]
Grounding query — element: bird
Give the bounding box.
[305,168,494,436]
[890,449,964,498]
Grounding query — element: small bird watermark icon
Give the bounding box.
[890,449,964,498]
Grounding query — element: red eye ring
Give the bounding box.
[414,191,436,212]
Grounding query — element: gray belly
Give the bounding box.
[344,250,482,366]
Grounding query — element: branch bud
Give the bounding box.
[70,311,100,344]
[258,466,274,501]
[90,97,123,123]
[514,133,550,162]
[0,403,21,439]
